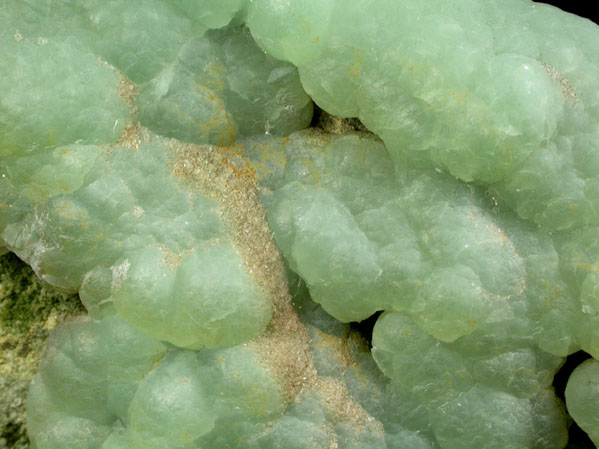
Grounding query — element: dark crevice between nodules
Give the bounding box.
[349,311,382,348]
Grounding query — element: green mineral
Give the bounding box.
[1,0,599,448]
[136,24,313,145]
[2,133,273,348]
[0,0,314,348]
[247,0,599,231]
[0,0,311,150]
[27,283,390,449]
[245,130,583,357]
[245,130,571,447]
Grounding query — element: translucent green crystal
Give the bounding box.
[0,0,314,349]
[137,25,312,145]
[2,136,272,348]
[1,0,599,447]
[245,130,572,447]
[247,0,599,231]
[27,288,391,449]
[0,27,129,157]
[373,313,567,449]
[245,130,589,356]
[0,0,311,151]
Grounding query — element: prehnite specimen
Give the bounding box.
[1,0,599,448]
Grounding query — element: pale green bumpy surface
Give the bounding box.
[248,0,599,232]
[27,281,395,449]
[246,130,569,448]
[0,0,314,349]
[2,0,599,448]
[27,314,284,449]
[1,132,273,348]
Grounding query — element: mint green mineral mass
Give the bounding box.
[373,313,567,449]
[246,0,599,232]
[1,134,272,348]
[27,282,392,448]
[0,9,129,157]
[245,130,584,356]
[243,0,599,364]
[1,0,311,147]
[136,24,313,145]
[53,0,312,144]
[245,130,571,448]
[0,0,317,348]
[26,315,285,449]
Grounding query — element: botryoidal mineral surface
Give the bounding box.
[1,0,599,448]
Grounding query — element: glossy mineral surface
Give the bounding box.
[1,0,599,448]
[246,130,569,448]
[248,0,599,232]
[28,277,397,449]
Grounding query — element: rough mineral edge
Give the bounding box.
[167,131,383,436]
